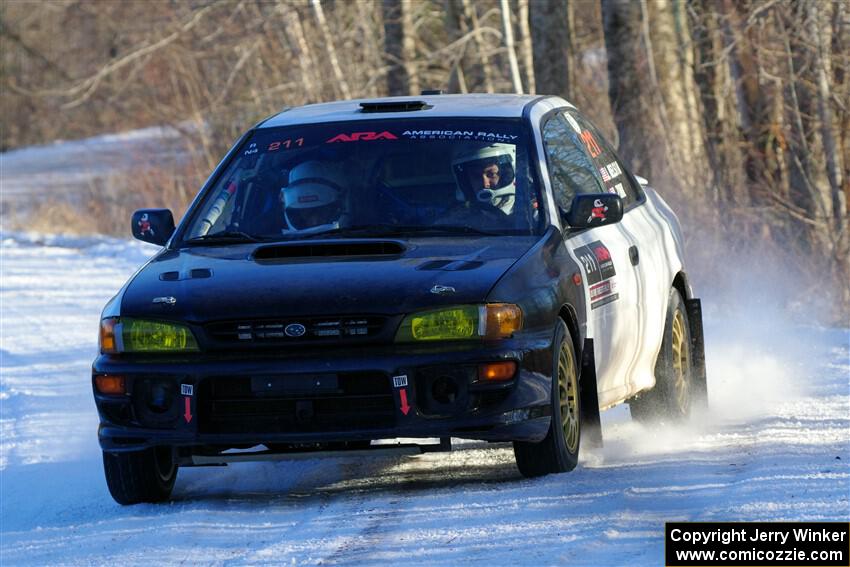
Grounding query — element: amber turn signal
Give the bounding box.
[95,375,125,395]
[478,361,517,382]
[99,318,118,354]
[482,304,523,339]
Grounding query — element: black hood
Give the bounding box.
[120,236,539,322]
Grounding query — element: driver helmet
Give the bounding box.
[281,161,346,233]
[452,143,516,214]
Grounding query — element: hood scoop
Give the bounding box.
[254,240,405,261]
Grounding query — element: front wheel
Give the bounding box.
[513,320,581,477]
[103,446,178,505]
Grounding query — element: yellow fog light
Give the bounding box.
[95,374,126,395]
[478,361,517,382]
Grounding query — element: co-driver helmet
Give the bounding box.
[451,143,516,214]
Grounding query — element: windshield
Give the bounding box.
[181,119,542,243]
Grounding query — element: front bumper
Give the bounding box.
[93,337,554,453]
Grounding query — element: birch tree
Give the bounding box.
[500,0,523,93]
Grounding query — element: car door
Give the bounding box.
[540,110,642,407]
[566,111,677,399]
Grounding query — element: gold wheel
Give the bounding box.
[670,309,691,414]
[558,340,580,454]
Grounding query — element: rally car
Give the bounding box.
[93,94,707,504]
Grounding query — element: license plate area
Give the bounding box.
[250,374,340,396]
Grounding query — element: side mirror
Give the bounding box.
[564,194,623,229]
[131,208,174,246]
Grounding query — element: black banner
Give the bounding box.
[666,522,849,567]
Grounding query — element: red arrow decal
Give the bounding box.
[399,388,410,415]
[184,396,193,423]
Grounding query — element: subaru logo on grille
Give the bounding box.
[285,323,307,337]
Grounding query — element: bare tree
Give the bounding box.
[602,0,712,208]
[383,0,420,96]
[311,0,352,99]
[530,0,572,98]
[516,0,536,94]
[461,0,495,93]
[500,0,523,93]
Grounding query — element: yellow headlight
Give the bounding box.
[396,304,522,342]
[100,318,199,353]
[410,305,479,341]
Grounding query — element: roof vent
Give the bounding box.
[359,100,432,113]
[420,89,444,95]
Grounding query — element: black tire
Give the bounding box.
[514,320,581,477]
[103,446,178,505]
[630,288,693,422]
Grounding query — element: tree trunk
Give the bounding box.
[445,0,469,94]
[603,0,713,209]
[691,0,747,208]
[530,0,571,98]
[280,2,319,103]
[356,0,382,98]
[500,0,523,93]
[516,0,536,94]
[461,0,495,93]
[601,0,653,174]
[311,0,351,99]
[645,0,712,200]
[382,0,419,96]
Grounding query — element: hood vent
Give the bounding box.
[159,268,213,281]
[254,241,404,260]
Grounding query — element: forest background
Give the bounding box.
[1,0,848,321]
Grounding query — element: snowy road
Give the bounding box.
[0,127,188,204]
[1,234,848,565]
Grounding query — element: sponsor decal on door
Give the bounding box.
[573,241,620,309]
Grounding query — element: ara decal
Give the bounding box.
[326,131,398,143]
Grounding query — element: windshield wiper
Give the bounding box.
[295,224,501,238]
[185,230,267,244]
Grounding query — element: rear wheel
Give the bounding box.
[103,446,177,505]
[514,320,581,477]
[630,288,693,422]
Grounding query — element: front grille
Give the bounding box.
[198,372,395,434]
[206,316,386,344]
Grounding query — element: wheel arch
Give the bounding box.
[558,303,583,361]
[672,270,692,301]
